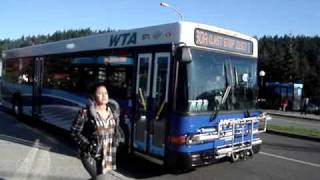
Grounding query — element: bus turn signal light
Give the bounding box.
[168,135,187,145]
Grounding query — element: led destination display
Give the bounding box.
[195,28,253,55]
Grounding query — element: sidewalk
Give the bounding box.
[262,109,320,142]
[263,109,320,121]
[95,171,134,180]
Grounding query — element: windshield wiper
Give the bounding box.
[209,85,231,121]
[210,61,233,121]
[221,85,231,104]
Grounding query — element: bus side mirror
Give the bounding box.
[181,47,192,63]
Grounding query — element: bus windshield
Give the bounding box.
[177,48,258,112]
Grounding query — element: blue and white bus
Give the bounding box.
[1,21,268,170]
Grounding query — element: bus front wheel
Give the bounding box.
[252,144,261,154]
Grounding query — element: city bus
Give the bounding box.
[1,21,268,170]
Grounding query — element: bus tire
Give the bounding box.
[164,151,195,174]
[252,144,261,154]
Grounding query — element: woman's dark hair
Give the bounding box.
[89,82,108,100]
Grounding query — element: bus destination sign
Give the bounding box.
[195,28,253,55]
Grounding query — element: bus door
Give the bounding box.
[134,53,170,157]
[32,57,43,117]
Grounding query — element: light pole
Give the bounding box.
[160,2,183,21]
[259,70,266,87]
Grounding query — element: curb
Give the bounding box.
[266,129,320,142]
[110,171,134,180]
[95,171,134,180]
[267,112,320,122]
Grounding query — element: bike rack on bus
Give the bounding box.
[215,113,271,159]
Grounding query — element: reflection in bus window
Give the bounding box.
[5,59,20,83]
[44,57,96,93]
[5,58,33,85]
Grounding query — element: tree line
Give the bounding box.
[0,28,113,50]
[1,29,320,99]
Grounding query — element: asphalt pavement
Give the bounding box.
[116,133,320,180]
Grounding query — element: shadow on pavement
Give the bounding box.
[115,152,231,179]
[0,107,77,158]
[0,107,172,179]
[115,153,167,179]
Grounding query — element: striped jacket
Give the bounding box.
[70,99,124,158]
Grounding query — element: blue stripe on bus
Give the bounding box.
[42,88,88,106]
[1,81,132,112]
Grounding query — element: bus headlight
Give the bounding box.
[186,132,219,145]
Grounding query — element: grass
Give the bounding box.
[267,124,320,139]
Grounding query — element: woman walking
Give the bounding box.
[71,83,122,179]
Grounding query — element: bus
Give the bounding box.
[262,82,303,111]
[1,21,268,170]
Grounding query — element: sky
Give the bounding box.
[1,0,320,40]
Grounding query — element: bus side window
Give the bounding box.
[106,67,133,99]
[44,57,74,91]
[16,58,33,85]
[5,59,19,83]
[65,65,96,93]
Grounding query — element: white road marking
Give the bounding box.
[11,139,40,180]
[30,148,51,180]
[11,139,52,180]
[260,151,320,168]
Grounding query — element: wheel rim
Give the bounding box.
[231,153,239,162]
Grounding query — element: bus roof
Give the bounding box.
[3,21,258,59]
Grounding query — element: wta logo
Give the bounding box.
[109,32,137,47]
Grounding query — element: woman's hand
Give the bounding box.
[88,143,101,156]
